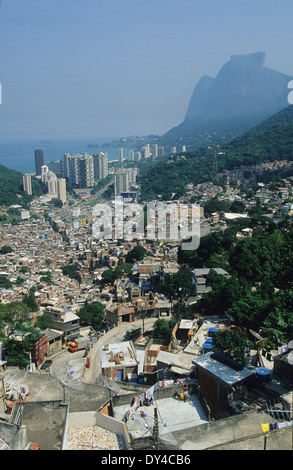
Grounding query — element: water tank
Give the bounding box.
[203,343,213,353]
[208,327,218,337]
[255,367,271,383]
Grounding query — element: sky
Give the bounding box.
[0,0,293,140]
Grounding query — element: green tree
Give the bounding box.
[213,328,250,364]
[230,200,246,213]
[207,249,230,271]
[62,263,81,281]
[14,276,25,286]
[16,321,43,350]
[40,271,52,284]
[204,198,230,216]
[20,266,29,274]
[199,273,250,315]
[0,276,13,288]
[125,245,147,264]
[4,339,31,369]
[227,292,272,331]
[0,245,13,254]
[0,302,30,339]
[77,301,105,330]
[161,268,195,301]
[23,287,38,312]
[153,318,173,340]
[101,269,116,285]
[229,239,263,282]
[35,314,54,330]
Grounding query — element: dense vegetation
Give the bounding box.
[0,164,46,206]
[138,106,293,201]
[0,301,49,369]
[100,263,133,287]
[77,301,105,331]
[179,217,293,349]
[152,216,293,359]
[61,263,81,281]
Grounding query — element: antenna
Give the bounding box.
[52,365,85,404]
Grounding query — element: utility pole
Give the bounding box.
[0,372,7,412]
[153,407,159,450]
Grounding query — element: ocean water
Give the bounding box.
[0,136,123,174]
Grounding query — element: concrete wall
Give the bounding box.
[0,422,27,450]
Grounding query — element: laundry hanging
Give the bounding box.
[261,423,270,432]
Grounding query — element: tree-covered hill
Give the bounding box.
[0,164,46,206]
[139,105,293,201]
[217,105,293,169]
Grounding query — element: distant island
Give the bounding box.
[87,143,101,149]
[36,140,54,146]
[99,135,160,149]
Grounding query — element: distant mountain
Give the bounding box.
[162,52,293,150]
[139,104,293,201]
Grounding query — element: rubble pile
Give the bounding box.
[66,425,126,450]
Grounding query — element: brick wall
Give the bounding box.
[197,368,230,410]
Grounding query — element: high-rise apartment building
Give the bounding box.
[61,153,94,188]
[151,144,158,158]
[35,149,44,176]
[61,153,79,186]
[134,151,141,162]
[158,146,165,157]
[141,144,150,158]
[23,174,32,195]
[57,178,67,204]
[128,150,134,161]
[127,167,138,185]
[47,173,58,196]
[78,154,94,188]
[114,169,129,196]
[93,152,108,180]
[41,165,49,183]
[47,160,61,174]
[118,148,124,163]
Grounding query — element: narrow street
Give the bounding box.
[82,317,157,385]
[50,317,157,386]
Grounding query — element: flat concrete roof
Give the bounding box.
[192,352,255,385]
[113,394,209,440]
[2,368,110,412]
[157,350,195,374]
[179,319,195,329]
[100,341,137,369]
[17,401,67,450]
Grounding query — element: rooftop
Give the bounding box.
[192,352,255,386]
[100,341,138,369]
[113,394,209,441]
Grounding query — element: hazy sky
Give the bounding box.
[0,0,293,140]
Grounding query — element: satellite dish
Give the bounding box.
[52,364,85,403]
